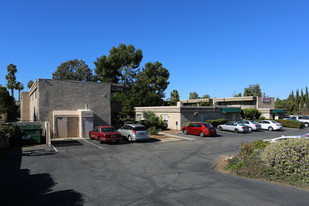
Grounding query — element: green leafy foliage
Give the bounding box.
[0,86,18,115]
[170,90,180,106]
[206,119,229,128]
[139,111,167,134]
[0,123,17,140]
[5,64,17,97]
[260,138,309,187]
[189,92,199,99]
[243,83,262,97]
[53,59,93,81]
[275,119,303,129]
[27,80,34,89]
[241,108,261,120]
[226,139,309,188]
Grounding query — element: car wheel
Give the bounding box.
[268,127,273,131]
[89,133,93,140]
[248,127,252,132]
[305,123,309,127]
[98,136,103,144]
[128,135,133,142]
[183,129,187,134]
[218,126,223,131]
[234,129,239,133]
[200,132,205,137]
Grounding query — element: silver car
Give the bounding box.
[239,120,262,132]
[217,121,250,133]
[118,124,149,142]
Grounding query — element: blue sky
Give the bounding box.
[1,0,308,100]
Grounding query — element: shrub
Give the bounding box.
[0,123,16,140]
[206,119,229,128]
[148,126,160,135]
[260,138,309,186]
[275,119,303,129]
[241,108,261,120]
[141,111,167,131]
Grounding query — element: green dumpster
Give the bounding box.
[17,125,42,144]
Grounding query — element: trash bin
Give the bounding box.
[17,125,42,144]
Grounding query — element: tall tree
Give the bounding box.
[94,44,143,91]
[189,92,199,99]
[305,87,309,109]
[201,94,210,99]
[170,90,180,106]
[119,62,170,116]
[0,86,17,115]
[296,89,300,108]
[233,92,242,97]
[27,80,34,89]
[243,84,262,97]
[300,89,305,108]
[5,64,17,97]
[15,82,24,101]
[52,59,93,81]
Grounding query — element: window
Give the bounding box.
[136,114,142,121]
[189,124,196,127]
[101,128,116,132]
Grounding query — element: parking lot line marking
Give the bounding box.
[51,144,58,152]
[82,139,104,150]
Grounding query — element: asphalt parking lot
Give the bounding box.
[1,128,309,206]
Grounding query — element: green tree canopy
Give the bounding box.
[0,86,17,115]
[94,44,143,89]
[5,64,17,97]
[189,92,199,99]
[241,108,261,120]
[170,89,180,106]
[118,61,170,116]
[243,84,262,97]
[15,82,24,101]
[27,80,34,89]
[52,59,93,81]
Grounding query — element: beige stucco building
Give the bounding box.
[135,102,241,130]
[20,79,122,138]
[213,96,286,119]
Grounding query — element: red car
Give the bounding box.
[89,126,122,144]
[182,122,217,137]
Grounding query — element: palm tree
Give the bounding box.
[15,82,24,101]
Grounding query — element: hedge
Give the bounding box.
[275,119,303,129]
[182,119,229,128]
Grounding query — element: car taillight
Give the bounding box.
[255,125,258,127]
[276,124,279,126]
[242,127,245,129]
[132,130,136,134]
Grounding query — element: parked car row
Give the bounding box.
[89,124,149,144]
[181,120,283,136]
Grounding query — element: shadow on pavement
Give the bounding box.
[0,147,84,206]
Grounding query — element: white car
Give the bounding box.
[239,120,262,132]
[217,121,250,133]
[258,120,282,131]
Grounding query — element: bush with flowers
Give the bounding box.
[225,138,309,188]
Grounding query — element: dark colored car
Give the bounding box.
[182,122,217,137]
[89,126,122,144]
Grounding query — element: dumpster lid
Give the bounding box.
[17,125,41,130]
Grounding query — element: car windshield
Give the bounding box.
[302,116,309,119]
[202,123,212,128]
[249,120,258,124]
[237,122,245,126]
[101,128,116,132]
[134,126,147,131]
